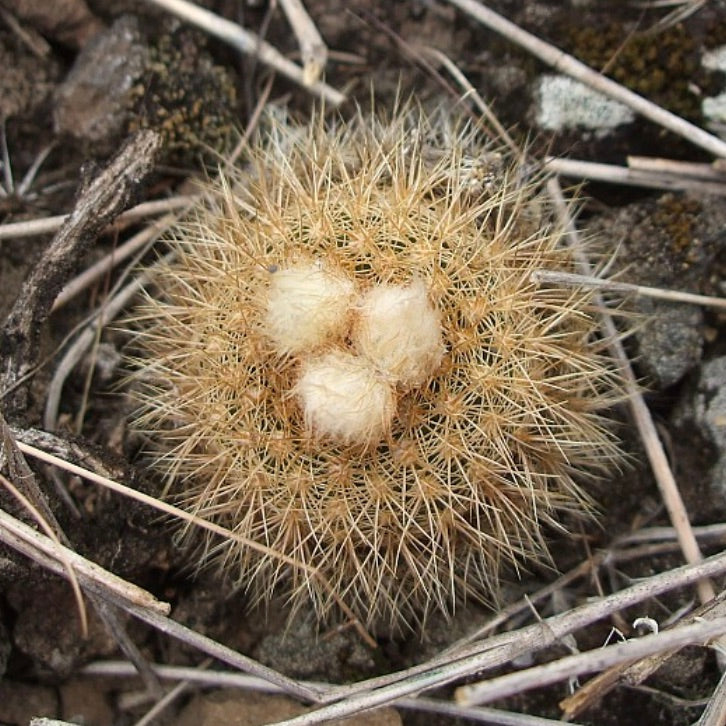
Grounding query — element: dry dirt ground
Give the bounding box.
[1,1,726,725]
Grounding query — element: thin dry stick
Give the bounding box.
[444,0,726,158]
[0,195,193,241]
[695,666,726,726]
[0,415,163,696]
[615,523,726,547]
[126,601,320,702]
[133,659,213,726]
[544,157,726,195]
[82,662,583,726]
[646,0,708,32]
[0,475,88,635]
[52,213,181,311]
[421,46,522,157]
[397,696,584,726]
[546,177,716,607]
[145,0,344,105]
[531,269,726,311]
[276,553,726,722]
[0,130,162,415]
[455,617,726,707]
[0,506,170,615]
[627,155,726,179]
[0,507,318,702]
[278,0,328,86]
[611,540,718,564]
[44,252,175,431]
[0,413,59,532]
[444,554,606,653]
[560,589,726,719]
[14,439,376,649]
[133,680,192,726]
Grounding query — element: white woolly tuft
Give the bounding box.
[296,350,395,446]
[264,263,354,356]
[354,280,444,386]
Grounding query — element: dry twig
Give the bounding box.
[531,269,726,311]
[444,0,726,158]
[544,157,726,195]
[0,195,194,241]
[0,130,162,416]
[267,553,726,722]
[44,252,175,431]
[278,0,328,85]
[456,617,726,707]
[0,505,170,615]
[83,661,583,725]
[144,0,344,105]
[546,178,715,606]
[560,589,726,719]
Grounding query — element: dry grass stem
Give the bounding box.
[0,498,171,615]
[695,666,726,726]
[398,696,580,725]
[82,661,582,725]
[456,617,726,707]
[546,178,716,607]
[0,130,162,415]
[14,438,375,648]
[278,0,328,85]
[532,269,726,310]
[643,0,709,32]
[627,155,726,179]
[296,552,726,718]
[1,417,164,695]
[445,0,726,158]
[0,414,61,533]
[132,660,213,726]
[133,682,191,726]
[0,195,194,241]
[615,523,726,548]
[0,505,170,615]
[124,602,319,701]
[561,589,726,718]
[0,475,89,635]
[144,0,344,105]
[45,253,175,431]
[422,46,522,157]
[544,157,726,194]
[0,4,52,57]
[52,212,184,311]
[445,555,606,652]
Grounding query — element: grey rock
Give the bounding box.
[590,192,726,388]
[254,616,376,681]
[533,74,634,135]
[673,356,726,506]
[53,16,147,147]
[634,299,703,389]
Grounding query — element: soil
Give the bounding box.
[1,1,726,725]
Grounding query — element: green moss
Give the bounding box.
[651,194,702,264]
[559,22,720,122]
[128,27,238,161]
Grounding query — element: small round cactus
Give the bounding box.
[128,106,624,629]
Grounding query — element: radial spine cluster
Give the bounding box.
[129,106,624,629]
